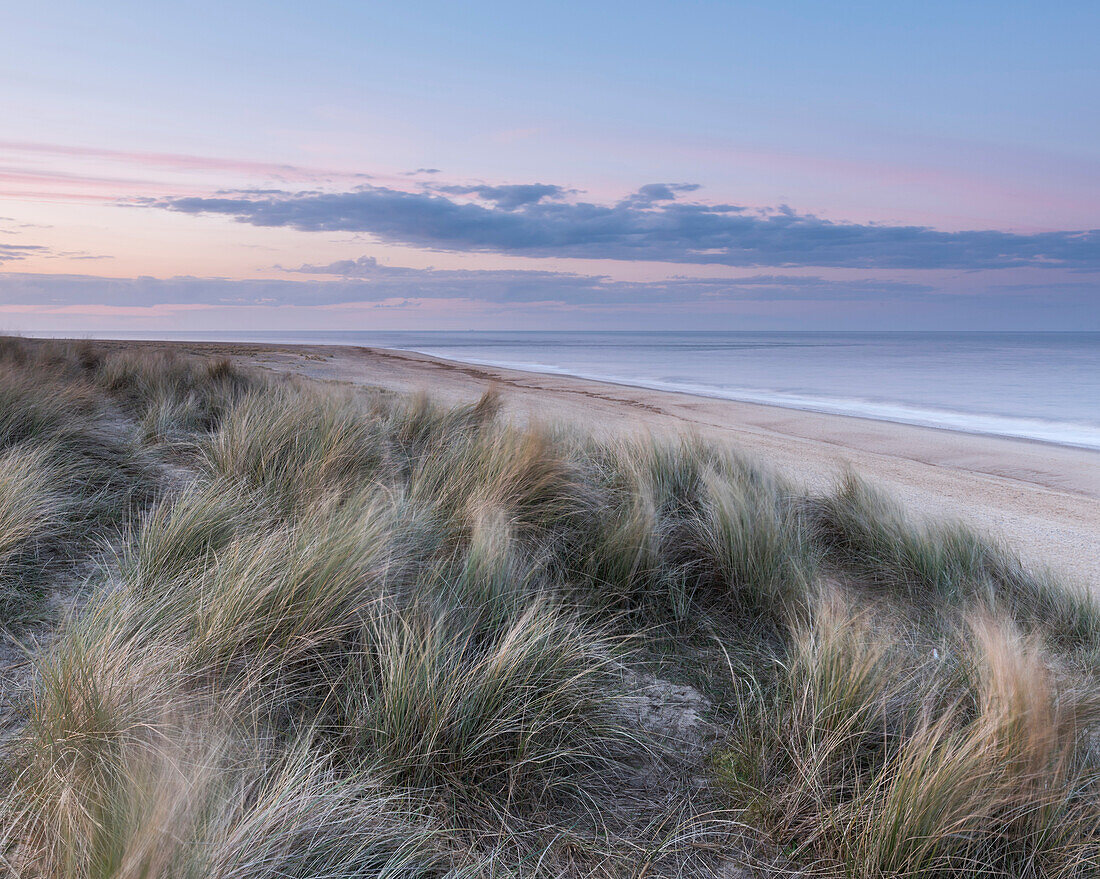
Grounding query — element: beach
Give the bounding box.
[6,335,1099,877]
[94,339,1100,591]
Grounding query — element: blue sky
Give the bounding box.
[0,0,1097,331]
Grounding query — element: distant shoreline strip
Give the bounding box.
[397,348,1100,451]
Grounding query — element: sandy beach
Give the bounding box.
[95,339,1100,591]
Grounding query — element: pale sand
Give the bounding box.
[111,340,1100,591]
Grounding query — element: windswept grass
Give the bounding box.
[32,479,630,810]
[406,420,591,547]
[340,593,629,798]
[0,444,80,608]
[4,709,461,879]
[93,347,255,443]
[578,437,815,628]
[198,387,388,510]
[384,389,500,469]
[336,517,632,798]
[0,344,154,620]
[808,472,1100,645]
[720,595,1100,877]
[0,366,97,452]
[0,337,1097,879]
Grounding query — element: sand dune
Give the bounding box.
[90,339,1100,591]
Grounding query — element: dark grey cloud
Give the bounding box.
[626,183,702,205]
[156,183,1100,270]
[0,243,49,264]
[434,183,566,209]
[287,255,390,277]
[0,242,112,264]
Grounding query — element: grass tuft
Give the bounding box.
[719,593,1100,877]
[199,387,389,510]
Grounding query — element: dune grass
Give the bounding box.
[91,346,254,445]
[576,437,815,628]
[719,597,1100,877]
[0,337,1097,878]
[0,342,154,620]
[0,443,82,612]
[197,387,389,510]
[6,706,461,879]
[807,472,1100,646]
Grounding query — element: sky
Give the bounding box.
[1,0,1098,333]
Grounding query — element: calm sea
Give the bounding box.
[74,331,1100,450]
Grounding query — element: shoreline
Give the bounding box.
[394,347,1100,452]
[24,331,1099,451]
[51,338,1100,591]
[28,331,1100,451]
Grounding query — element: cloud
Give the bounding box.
[288,257,946,301]
[0,240,112,264]
[1,263,1094,330]
[0,140,388,203]
[288,255,388,276]
[0,217,51,230]
[433,183,566,209]
[157,183,1100,270]
[0,140,373,184]
[0,263,972,310]
[0,243,49,264]
[625,183,702,205]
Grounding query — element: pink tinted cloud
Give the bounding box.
[0,140,374,183]
[0,168,214,200]
[0,302,214,317]
[0,189,135,203]
[0,140,429,206]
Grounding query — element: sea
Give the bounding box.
[66,331,1100,451]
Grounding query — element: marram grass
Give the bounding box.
[0,336,1096,879]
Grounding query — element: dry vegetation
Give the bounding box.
[0,336,1096,878]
